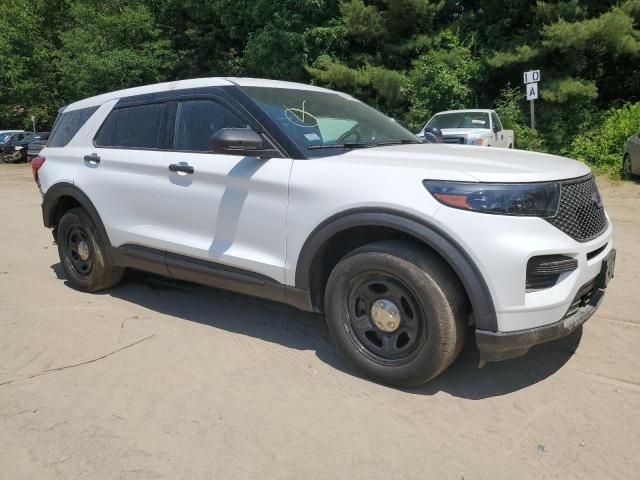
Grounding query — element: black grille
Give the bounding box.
[443,136,465,144]
[563,276,598,320]
[546,175,608,242]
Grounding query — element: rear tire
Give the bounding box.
[57,208,124,292]
[324,240,468,387]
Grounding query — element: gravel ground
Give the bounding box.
[1,164,638,480]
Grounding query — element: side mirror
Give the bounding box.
[210,128,277,158]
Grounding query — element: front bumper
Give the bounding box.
[476,257,611,362]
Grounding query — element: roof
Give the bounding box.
[64,77,337,112]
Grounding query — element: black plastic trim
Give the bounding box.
[108,245,314,311]
[294,207,498,332]
[476,287,604,362]
[42,183,112,251]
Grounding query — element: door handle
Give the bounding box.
[169,163,194,174]
[83,153,100,164]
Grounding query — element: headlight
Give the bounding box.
[467,136,485,146]
[15,146,23,151]
[423,180,560,217]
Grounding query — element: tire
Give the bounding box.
[324,240,468,387]
[622,154,633,179]
[56,207,124,292]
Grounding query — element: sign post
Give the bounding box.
[523,70,540,130]
[31,115,36,133]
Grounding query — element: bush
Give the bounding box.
[564,102,640,177]
[513,124,548,152]
[495,84,548,152]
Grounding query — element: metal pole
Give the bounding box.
[530,100,536,130]
[32,118,36,132]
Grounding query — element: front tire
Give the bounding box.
[57,208,124,292]
[324,241,468,387]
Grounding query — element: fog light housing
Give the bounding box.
[526,255,577,291]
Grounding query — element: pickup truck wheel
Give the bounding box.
[324,240,467,387]
[57,207,124,292]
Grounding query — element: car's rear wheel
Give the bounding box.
[57,207,124,292]
[324,240,468,387]
[622,154,633,179]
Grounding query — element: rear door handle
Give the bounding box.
[84,153,100,164]
[169,163,194,174]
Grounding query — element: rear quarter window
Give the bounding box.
[48,106,99,147]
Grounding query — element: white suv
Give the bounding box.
[34,78,615,387]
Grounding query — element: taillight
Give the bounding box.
[31,155,46,183]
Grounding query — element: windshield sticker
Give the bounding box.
[283,100,319,128]
[304,133,321,142]
[472,119,486,125]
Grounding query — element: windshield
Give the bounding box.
[0,133,12,143]
[21,133,41,142]
[240,86,420,156]
[427,112,490,130]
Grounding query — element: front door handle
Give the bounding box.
[84,153,100,164]
[169,163,194,174]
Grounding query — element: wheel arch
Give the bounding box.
[42,182,112,249]
[294,208,498,332]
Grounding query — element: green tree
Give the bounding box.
[57,1,176,101]
[403,32,481,128]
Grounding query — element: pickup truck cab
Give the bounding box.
[419,109,514,148]
[35,78,614,387]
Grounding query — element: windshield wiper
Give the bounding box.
[308,143,372,150]
[308,139,422,150]
[372,139,423,146]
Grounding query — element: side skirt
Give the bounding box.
[107,245,313,312]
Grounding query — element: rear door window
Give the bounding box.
[48,106,99,147]
[173,99,247,152]
[95,103,166,149]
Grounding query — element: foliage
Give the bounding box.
[56,1,176,101]
[565,103,640,176]
[495,85,548,152]
[0,0,638,169]
[403,32,481,129]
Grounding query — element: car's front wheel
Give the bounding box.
[324,241,468,387]
[57,208,124,292]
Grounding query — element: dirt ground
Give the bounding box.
[0,164,638,480]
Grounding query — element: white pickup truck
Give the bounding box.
[419,109,514,148]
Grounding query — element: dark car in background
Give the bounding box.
[1,131,49,163]
[0,131,26,163]
[27,133,50,161]
[623,132,640,178]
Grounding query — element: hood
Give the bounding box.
[440,128,490,137]
[329,143,590,183]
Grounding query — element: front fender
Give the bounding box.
[294,208,499,332]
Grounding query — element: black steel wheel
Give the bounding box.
[66,225,93,276]
[346,271,426,365]
[324,240,468,387]
[57,207,124,292]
